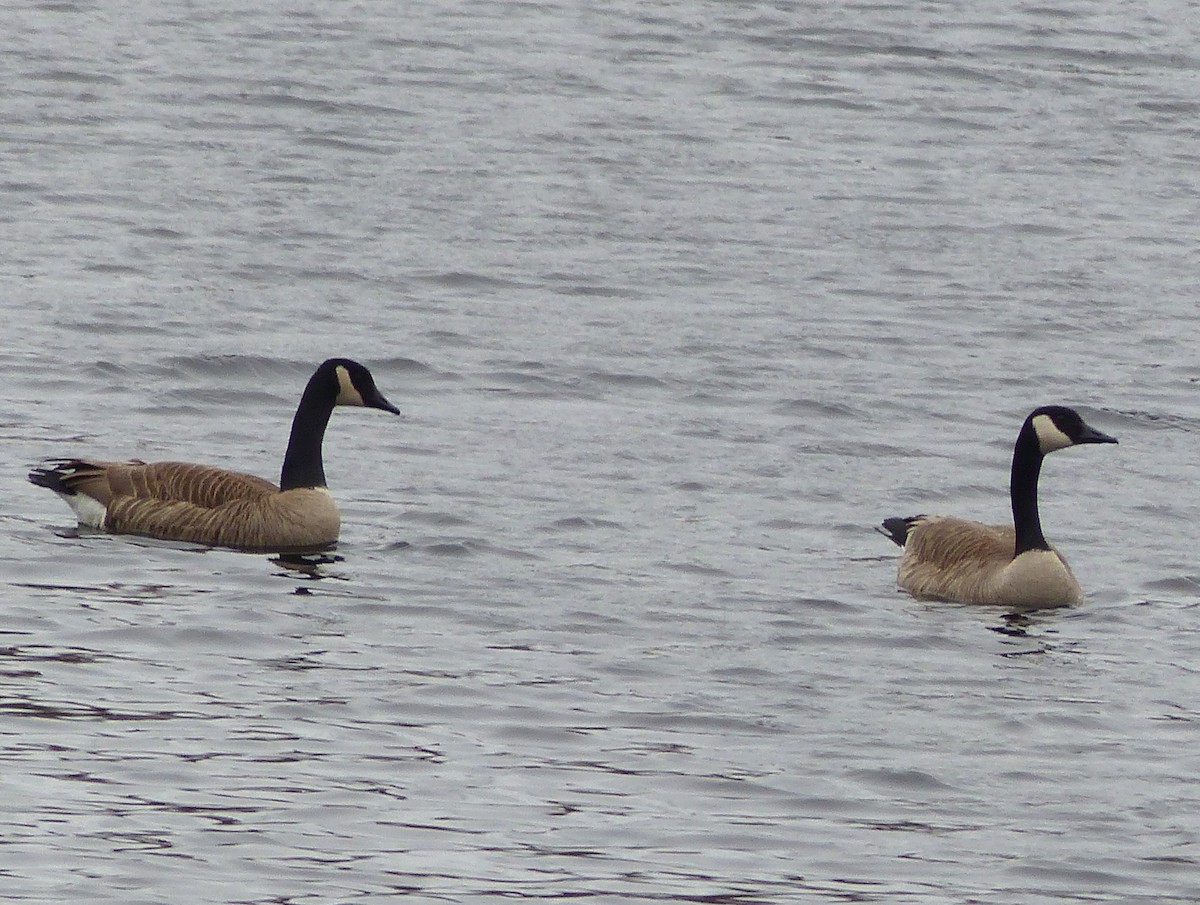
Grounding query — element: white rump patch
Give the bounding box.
[334,365,366,406]
[1031,413,1074,453]
[61,491,108,529]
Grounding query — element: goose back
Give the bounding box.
[50,459,279,507]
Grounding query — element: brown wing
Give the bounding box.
[898,516,1015,601]
[51,459,278,508]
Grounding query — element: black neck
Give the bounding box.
[279,370,337,491]
[1010,421,1049,555]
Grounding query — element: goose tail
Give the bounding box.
[877,515,923,548]
[28,459,89,494]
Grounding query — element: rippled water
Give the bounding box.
[5,1,1200,902]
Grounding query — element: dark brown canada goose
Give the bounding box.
[28,358,400,552]
[879,406,1117,609]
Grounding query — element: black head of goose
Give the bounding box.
[879,405,1117,609]
[28,358,400,552]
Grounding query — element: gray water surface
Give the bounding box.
[4,2,1200,903]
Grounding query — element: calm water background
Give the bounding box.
[3,1,1200,902]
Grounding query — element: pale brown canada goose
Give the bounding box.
[28,358,400,552]
[879,405,1117,609]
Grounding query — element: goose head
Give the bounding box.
[1027,405,1118,455]
[324,358,401,415]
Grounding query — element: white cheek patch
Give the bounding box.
[1032,414,1074,452]
[334,365,366,406]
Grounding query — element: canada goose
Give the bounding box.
[28,358,400,552]
[879,405,1117,609]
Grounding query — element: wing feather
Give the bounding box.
[45,459,279,507]
[897,516,1015,602]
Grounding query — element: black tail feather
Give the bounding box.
[877,515,924,547]
[27,460,83,494]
